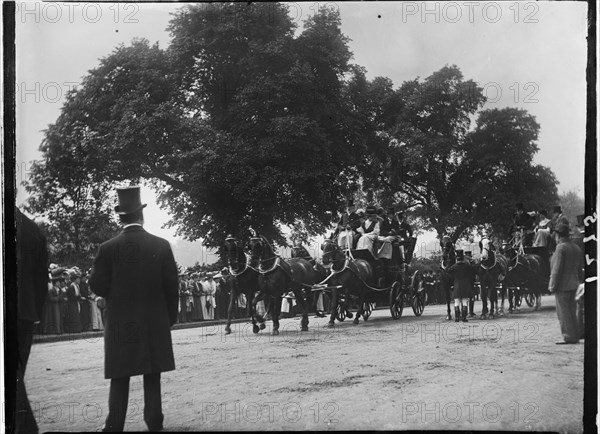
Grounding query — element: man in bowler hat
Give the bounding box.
[90,186,179,431]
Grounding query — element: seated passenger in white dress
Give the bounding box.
[356,206,381,255]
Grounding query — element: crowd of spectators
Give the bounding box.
[38,264,104,335]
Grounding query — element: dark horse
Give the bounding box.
[290,245,328,316]
[223,235,260,335]
[440,239,456,320]
[248,235,316,335]
[320,239,373,327]
[500,243,544,312]
[478,238,508,319]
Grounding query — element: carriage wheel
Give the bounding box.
[335,302,346,322]
[412,291,426,317]
[362,301,372,321]
[390,282,404,320]
[525,291,535,308]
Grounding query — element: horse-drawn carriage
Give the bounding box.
[310,236,425,326]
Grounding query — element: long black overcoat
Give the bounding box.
[89,226,179,379]
[447,260,477,299]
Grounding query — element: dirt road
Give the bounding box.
[26,294,583,432]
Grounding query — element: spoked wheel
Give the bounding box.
[390,282,404,320]
[362,301,372,321]
[412,290,426,317]
[335,302,346,322]
[525,291,535,307]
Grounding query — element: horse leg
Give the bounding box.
[271,294,282,336]
[224,288,236,335]
[444,279,452,320]
[353,289,363,325]
[251,287,267,333]
[480,282,488,319]
[499,282,506,315]
[489,282,498,318]
[328,287,338,327]
[292,285,309,332]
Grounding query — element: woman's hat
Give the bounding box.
[455,249,464,260]
[115,186,147,215]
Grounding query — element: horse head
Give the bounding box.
[441,240,456,269]
[321,239,344,266]
[500,242,516,261]
[224,235,248,272]
[480,238,493,261]
[249,235,275,268]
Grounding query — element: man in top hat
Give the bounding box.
[333,199,361,250]
[549,223,584,344]
[551,205,570,231]
[512,202,535,247]
[447,249,477,323]
[89,186,179,431]
[395,210,414,263]
[9,208,49,434]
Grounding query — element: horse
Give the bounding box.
[248,235,314,335]
[223,235,261,335]
[440,240,456,320]
[500,243,544,312]
[290,245,328,316]
[478,238,509,319]
[320,239,373,327]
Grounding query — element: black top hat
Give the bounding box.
[516,203,524,210]
[115,186,147,215]
[576,214,584,227]
[365,206,377,216]
[455,249,464,260]
[464,251,472,257]
[553,205,562,213]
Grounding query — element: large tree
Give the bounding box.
[26,3,370,249]
[364,65,558,242]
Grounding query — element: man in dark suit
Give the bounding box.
[89,186,179,431]
[11,208,49,434]
[549,223,584,344]
[447,249,477,323]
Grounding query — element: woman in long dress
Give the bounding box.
[64,271,83,334]
[356,206,381,255]
[89,290,104,331]
[42,275,64,334]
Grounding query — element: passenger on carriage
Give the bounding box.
[511,202,535,247]
[377,207,398,261]
[533,209,555,248]
[333,199,362,250]
[356,206,382,255]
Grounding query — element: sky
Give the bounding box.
[13,2,589,265]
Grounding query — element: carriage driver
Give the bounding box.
[511,202,535,247]
[395,210,414,263]
[333,199,361,250]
